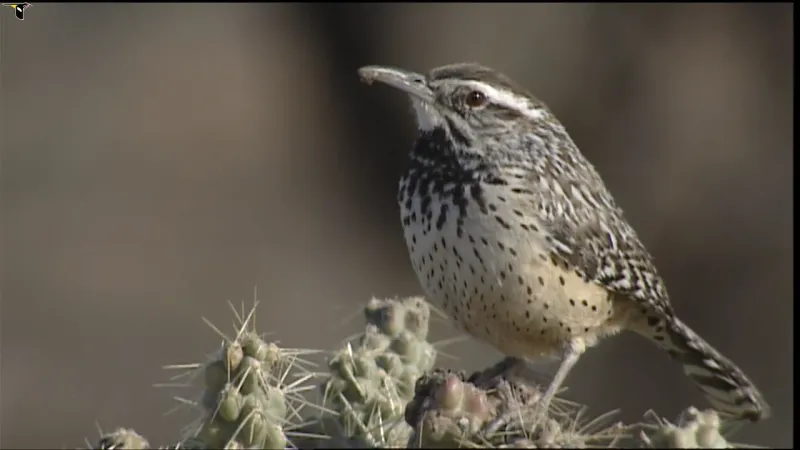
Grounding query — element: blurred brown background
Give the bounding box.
[0,3,793,448]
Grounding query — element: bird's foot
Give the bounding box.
[467,356,524,386]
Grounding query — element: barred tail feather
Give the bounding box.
[655,317,770,422]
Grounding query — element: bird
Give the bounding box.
[357,62,770,425]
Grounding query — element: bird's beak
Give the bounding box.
[358,66,435,103]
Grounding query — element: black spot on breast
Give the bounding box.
[435,203,449,230]
[419,196,431,218]
[495,216,511,229]
[484,174,508,186]
[473,249,485,265]
[470,184,488,214]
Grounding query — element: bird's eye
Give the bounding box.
[465,90,487,108]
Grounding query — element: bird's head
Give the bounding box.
[358,63,556,150]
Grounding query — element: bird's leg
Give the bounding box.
[481,342,586,436]
[529,339,586,427]
[478,357,530,436]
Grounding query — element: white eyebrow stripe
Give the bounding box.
[462,81,545,121]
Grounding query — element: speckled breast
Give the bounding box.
[398,180,619,359]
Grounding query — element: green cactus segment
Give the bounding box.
[318,297,437,447]
[191,331,299,449]
[183,307,316,450]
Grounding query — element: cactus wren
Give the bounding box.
[357,63,769,423]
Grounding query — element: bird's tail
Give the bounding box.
[644,315,770,422]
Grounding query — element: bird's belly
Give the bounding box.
[401,203,619,359]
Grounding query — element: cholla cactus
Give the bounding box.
[95,428,150,449]
[640,407,735,449]
[315,297,437,447]
[159,302,318,449]
[404,367,628,448]
[191,335,291,448]
[87,296,766,450]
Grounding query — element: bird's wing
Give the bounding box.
[524,148,675,318]
[549,213,674,316]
